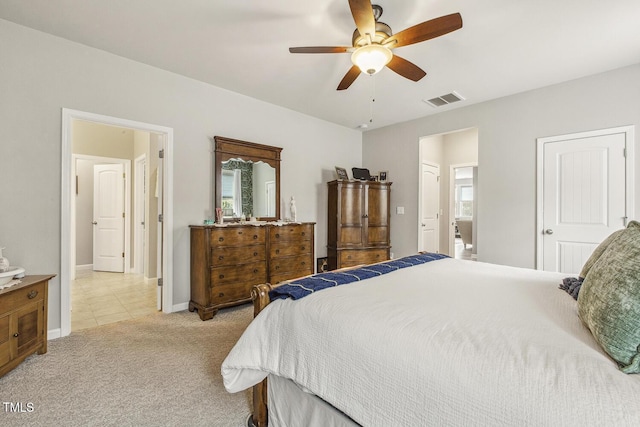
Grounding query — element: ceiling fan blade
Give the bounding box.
[386,55,426,82]
[337,65,361,90]
[385,13,462,48]
[348,0,375,39]
[289,46,351,54]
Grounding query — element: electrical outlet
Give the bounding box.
[396,206,405,215]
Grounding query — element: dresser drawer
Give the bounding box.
[269,254,312,275]
[269,241,312,258]
[0,282,45,314]
[210,262,267,287]
[269,224,312,242]
[270,269,313,286]
[339,249,388,267]
[210,283,253,305]
[211,245,266,267]
[210,227,266,247]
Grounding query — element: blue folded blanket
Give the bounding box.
[559,277,583,300]
[269,252,449,301]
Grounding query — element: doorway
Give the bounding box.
[419,128,478,257]
[451,165,477,260]
[536,126,635,273]
[61,109,174,338]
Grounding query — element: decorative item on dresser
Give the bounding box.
[327,179,391,270]
[0,275,55,377]
[189,223,314,320]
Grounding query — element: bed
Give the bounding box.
[222,235,640,426]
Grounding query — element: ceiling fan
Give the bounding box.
[289,0,463,90]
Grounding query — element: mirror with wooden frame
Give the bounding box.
[213,136,282,221]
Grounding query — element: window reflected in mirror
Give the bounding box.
[221,159,276,218]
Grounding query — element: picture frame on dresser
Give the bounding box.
[335,167,349,181]
[379,171,388,182]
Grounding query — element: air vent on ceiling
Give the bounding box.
[423,91,465,108]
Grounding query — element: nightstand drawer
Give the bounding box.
[0,282,44,314]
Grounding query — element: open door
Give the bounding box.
[156,148,164,310]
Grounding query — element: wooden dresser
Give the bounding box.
[0,275,54,377]
[189,223,314,320]
[327,180,391,269]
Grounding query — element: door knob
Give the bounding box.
[544,229,554,235]
[92,221,98,225]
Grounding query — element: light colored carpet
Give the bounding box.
[0,305,254,426]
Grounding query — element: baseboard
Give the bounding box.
[172,302,189,312]
[75,264,93,271]
[48,328,61,340]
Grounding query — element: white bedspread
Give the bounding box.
[222,258,640,426]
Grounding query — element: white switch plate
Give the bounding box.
[396,206,405,214]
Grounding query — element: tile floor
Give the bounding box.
[455,238,475,261]
[71,269,159,332]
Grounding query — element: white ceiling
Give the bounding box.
[2,0,639,131]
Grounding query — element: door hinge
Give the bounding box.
[123,172,126,179]
[122,212,125,218]
[122,252,125,258]
[158,278,163,287]
[159,149,164,159]
[158,213,163,223]
[437,176,440,182]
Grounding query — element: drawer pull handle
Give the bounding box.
[219,292,224,297]
[13,333,19,338]
[275,249,280,254]
[218,237,224,242]
[253,235,258,239]
[302,232,305,236]
[275,234,280,238]
[301,262,306,266]
[219,274,225,279]
[218,256,224,260]
[253,269,258,273]
[347,255,352,259]
[376,254,380,258]
[301,246,305,250]
[253,252,258,257]
[275,266,279,270]
[27,290,38,299]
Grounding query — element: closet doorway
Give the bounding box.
[61,109,174,337]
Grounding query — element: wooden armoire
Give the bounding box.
[327,180,391,270]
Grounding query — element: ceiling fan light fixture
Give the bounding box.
[351,44,393,75]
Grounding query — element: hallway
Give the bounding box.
[71,270,158,331]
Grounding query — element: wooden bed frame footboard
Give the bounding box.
[248,283,275,427]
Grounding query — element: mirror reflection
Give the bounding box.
[221,158,276,218]
[214,136,281,222]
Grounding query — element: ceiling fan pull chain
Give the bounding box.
[369,74,376,123]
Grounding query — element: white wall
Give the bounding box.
[363,63,640,268]
[0,19,362,332]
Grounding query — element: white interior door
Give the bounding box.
[134,155,146,275]
[540,130,628,273]
[156,152,163,310]
[419,163,440,253]
[93,163,125,272]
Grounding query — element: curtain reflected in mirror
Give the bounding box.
[221,159,276,218]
